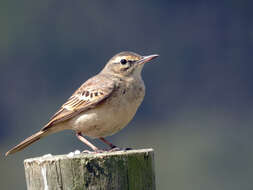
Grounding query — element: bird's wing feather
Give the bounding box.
[42,75,115,131]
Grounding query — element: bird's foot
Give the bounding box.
[82,147,132,153]
[108,147,132,152]
[82,150,93,154]
[94,149,106,153]
[108,147,121,152]
[82,149,105,154]
[123,147,132,151]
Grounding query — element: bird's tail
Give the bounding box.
[5,130,47,156]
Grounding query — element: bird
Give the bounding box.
[5,51,159,156]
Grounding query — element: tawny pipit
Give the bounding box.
[5,51,159,156]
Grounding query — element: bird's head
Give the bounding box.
[102,51,159,78]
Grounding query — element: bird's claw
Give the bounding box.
[94,149,106,153]
[108,147,132,152]
[82,149,105,154]
[108,147,121,152]
[82,150,93,154]
[123,147,132,151]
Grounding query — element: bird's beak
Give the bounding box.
[136,54,159,65]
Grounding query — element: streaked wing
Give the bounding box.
[42,75,115,130]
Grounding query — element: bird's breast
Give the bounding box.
[69,79,145,138]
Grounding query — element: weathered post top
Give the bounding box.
[24,148,155,190]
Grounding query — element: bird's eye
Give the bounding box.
[120,59,127,65]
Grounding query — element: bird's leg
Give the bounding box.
[99,137,120,151]
[99,137,116,148]
[76,132,103,152]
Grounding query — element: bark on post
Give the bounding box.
[24,148,155,190]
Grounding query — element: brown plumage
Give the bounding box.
[5,51,158,156]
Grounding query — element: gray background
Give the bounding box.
[1,1,253,189]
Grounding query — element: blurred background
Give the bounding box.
[1,0,253,189]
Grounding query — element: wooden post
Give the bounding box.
[24,149,155,190]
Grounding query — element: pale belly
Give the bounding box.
[67,90,144,138]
